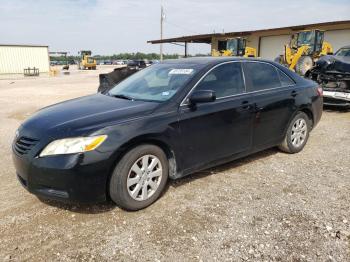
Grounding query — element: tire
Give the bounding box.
[295,56,313,76]
[279,112,311,154]
[109,144,168,211]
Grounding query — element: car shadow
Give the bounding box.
[37,197,116,214]
[38,148,279,214]
[323,105,350,113]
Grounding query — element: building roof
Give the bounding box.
[0,44,48,48]
[148,20,350,44]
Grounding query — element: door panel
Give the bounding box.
[242,61,297,149]
[178,96,254,171]
[251,88,295,148]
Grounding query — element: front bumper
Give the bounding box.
[323,90,350,107]
[12,147,113,203]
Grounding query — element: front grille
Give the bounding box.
[13,136,39,155]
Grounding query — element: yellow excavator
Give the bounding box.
[212,37,257,57]
[276,29,333,76]
[78,50,97,70]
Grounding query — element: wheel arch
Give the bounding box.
[109,135,178,181]
[282,107,314,141]
[299,107,314,129]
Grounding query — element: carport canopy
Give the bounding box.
[148,20,350,58]
[147,31,251,57]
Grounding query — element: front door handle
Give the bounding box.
[291,90,298,97]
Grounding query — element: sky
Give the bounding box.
[1,0,350,55]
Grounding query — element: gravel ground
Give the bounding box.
[0,66,349,261]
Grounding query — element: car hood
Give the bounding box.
[316,55,350,73]
[19,93,159,139]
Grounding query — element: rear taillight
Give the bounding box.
[316,86,323,97]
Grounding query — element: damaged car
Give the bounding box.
[308,45,350,107]
[98,67,139,94]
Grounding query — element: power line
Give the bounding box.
[164,20,200,35]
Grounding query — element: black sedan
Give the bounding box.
[12,57,323,210]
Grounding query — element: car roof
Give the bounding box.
[161,56,306,84]
[339,45,350,49]
[161,56,274,66]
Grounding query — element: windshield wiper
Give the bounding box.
[109,93,134,100]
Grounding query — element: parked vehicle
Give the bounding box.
[78,50,97,70]
[113,60,125,65]
[212,37,257,57]
[275,30,333,76]
[98,67,138,93]
[12,57,323,210]
[127,60,147,70]
[308,46,350,107]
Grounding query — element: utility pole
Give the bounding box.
[160,4,164,61]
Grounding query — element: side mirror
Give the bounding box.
[189,90,216,104]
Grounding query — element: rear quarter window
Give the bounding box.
[243,62,281,92]
[278,70,295,87]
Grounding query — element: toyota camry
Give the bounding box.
[12,57,323,210]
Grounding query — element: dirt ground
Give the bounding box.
[0,66,349,261]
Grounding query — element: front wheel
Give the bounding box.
[295,56,313,76]
[279,112,311,154]
[109,144,168,211]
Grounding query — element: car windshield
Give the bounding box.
[335,48,350,56]
[227,39,238,54]
[297,31,314,46]
[108,63,197,102]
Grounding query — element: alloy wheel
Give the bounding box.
[127,154,163,201]
[291,118,307,148]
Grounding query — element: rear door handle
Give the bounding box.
[291,90,298,97]
[241,100,251,110]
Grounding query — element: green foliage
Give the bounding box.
[94,52,179,60]
[50,52,210,62]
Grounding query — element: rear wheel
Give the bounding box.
[109,144,168,211]
[295,56,313,76]
[279,112,311,153]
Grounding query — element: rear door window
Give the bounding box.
[243,62,281,92]
[195,62,245,98]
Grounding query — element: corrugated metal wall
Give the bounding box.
[0,45,50,74]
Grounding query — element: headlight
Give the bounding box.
[39,135,107,157]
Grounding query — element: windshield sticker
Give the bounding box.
[169,69,194,75]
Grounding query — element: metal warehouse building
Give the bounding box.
[148,20,350,59]
[0,44,50,75]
